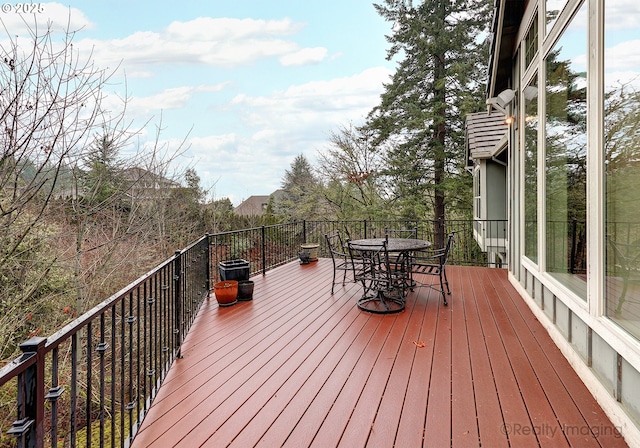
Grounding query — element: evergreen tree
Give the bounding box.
[82,134,122,206]
[368,0,491,243]
[277,154,322,220]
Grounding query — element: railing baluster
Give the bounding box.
[46,346,63,448]
[70,333,78,448]
[174,250,183,359]
[86,321,93,448]
[119,298,125,448]
[110,305,116,448]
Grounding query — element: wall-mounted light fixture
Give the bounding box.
[486,88,516,124]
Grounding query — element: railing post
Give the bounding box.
[174,250,183,358]
[7,336,47,448]
[261,225,267,275]
[303,220,307,244]
[205,233,211,294]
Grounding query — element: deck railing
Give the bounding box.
[0,219,506,448]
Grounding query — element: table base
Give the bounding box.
[357,291,405,314]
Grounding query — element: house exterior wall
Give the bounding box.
[496,0,640,444]
[486,162,507,221]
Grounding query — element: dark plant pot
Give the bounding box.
[237,280,254,301]
[299,252,311,264]
[219,259,250,281]
[213,280,238,307]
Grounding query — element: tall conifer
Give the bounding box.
[368,0,491,244]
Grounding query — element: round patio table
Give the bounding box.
[349,238,431,253]
[348,238,431,313]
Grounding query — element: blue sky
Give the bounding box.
[2,1,395,205]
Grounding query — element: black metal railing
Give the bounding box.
[0,236,210,448]
[0,219,507,448]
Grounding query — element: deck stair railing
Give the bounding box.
[0,219,506,448]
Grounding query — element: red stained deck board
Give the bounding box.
[252,308,375,448]
[134,262,335,447]
[129,261,629,448]
[364,288,431,447]
[146,266,345,447]
[479,271,570,447]
[393,284,441,448]
[470,267,541,447]
[177,296,356,447]
[449,271,481,448]
[423,289,453,448]
[488,268,627,448]
[280,316,385,447]
[337,294,424,447]
[460,268,510,448]
[485,268,600,447]
[227,299,368,447]
[306,315,396,447]
[194,286,364,446]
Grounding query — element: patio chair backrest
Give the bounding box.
[346,239,391,283]
[325,230,347,260]
[440,232,456,267]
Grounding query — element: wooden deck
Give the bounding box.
[131,260,628,448]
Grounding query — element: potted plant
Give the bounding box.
[219,259,250,281]
[213,280,238,306]
[237,280,254,301]
[300,243,319,262]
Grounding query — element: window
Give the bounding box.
[544,2,588,299]
[605,0,640,337]
[524,75,539,263]
[546,0,568,34]
[525,13,539,70]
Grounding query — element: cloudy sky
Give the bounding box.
[1,1,395,205]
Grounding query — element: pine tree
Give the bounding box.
[277,154,322,220]
[368,0,491,244]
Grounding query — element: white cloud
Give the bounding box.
[605,0,640,29]
[279,47,328,66]
[165,17,302,40]
[72,17,314,69]
[231,66,392,127]
[126,83,229,116]
[604,40,640,72]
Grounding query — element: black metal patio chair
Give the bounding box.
[385,227,418,286]
[324,230,353,294]
[411,232,456,306]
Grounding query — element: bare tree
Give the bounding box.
[0,16,191,356]
[316,123,387,220]
[0,15,128,353]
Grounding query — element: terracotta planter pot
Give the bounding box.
[213,280,238,307]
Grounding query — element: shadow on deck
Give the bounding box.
[131,260,628,448]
